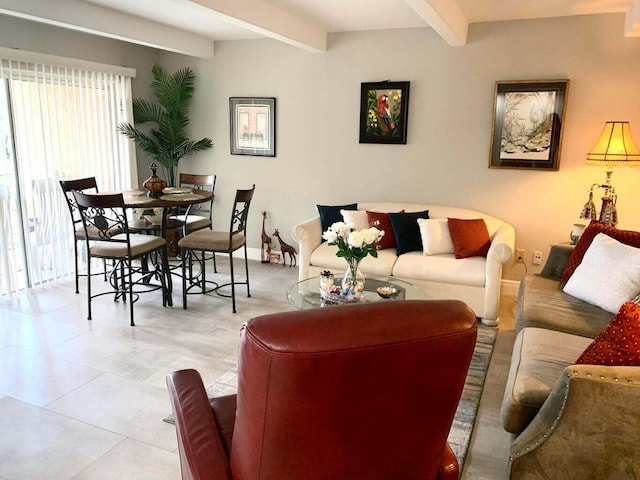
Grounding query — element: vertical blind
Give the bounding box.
[0,50,136,294]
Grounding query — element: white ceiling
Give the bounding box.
[0,0,638,58]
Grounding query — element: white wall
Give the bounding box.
[4,13,638,281]
[158,13,640,280]
[0,15,159,133]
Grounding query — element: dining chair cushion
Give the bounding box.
[75,224,122,240]
[178,230,246,252]
[170,214,211,232]
[90,233,166,258]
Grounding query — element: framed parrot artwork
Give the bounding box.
[359,81,410,144]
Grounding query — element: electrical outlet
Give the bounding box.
[516,249,525,262]
[533,251,543,265]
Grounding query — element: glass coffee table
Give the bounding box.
[287,275,426,310]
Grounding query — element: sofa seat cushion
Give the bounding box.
[501,327,592,434]
[516,274,612,338]
[309,242,396,276]
[392,252,486,287]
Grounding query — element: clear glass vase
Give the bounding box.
[342,257,365,293]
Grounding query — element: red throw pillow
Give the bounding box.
[366,210,403,250]
[562,220,640,280]
[447,218,491,259]
[575,302,640,366]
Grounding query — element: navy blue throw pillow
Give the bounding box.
[389,210,430,255]
[317,203,357,238]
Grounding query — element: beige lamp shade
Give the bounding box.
[586,121,640,165]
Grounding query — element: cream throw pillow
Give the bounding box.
[417,218,455,255]
[563,233,640,313]
[340,209,369,231]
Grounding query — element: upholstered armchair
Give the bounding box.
[166,300,478,480]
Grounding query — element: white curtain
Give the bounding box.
[0,50,136,294]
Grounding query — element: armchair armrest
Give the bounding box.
[166,369,233,480]
[291,216,323,281]
[483,222,515,323]
[509,364,640,479]
[438,442,460,480]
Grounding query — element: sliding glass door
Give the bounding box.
[0,53,136,294]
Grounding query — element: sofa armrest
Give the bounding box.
[291,216,323,281]
[509,364,640,479]
[482,223,515,323]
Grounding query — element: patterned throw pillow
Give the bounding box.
[562,220,640,281]
[575,301,640,366]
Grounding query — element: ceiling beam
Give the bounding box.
[0,0,214,58]
[187,0,327,53]
[625,0,640,36]
[405,0,468,46]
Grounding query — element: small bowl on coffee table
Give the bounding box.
[376,285,400,299]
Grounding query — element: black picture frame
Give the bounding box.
[359,81,410,144]
[230,97,276,157]
[489,80,569,171]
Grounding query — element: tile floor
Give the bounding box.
[0,258,515,479]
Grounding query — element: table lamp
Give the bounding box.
[579,121,640,226]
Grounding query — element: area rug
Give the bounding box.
[164,323,497,469]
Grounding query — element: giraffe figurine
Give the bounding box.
[273,229,297,267]
[260,211,272,263]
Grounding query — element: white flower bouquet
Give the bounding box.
[322,222,384,261]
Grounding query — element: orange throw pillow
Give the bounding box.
[447,218,491,259]
[575,302,640,366]
[366,210,403,250]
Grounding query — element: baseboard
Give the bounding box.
[501,279,520,297]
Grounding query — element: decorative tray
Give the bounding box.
[320,285,365,305]
[162,187,192,194]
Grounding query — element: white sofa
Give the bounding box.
[291,202,515,325]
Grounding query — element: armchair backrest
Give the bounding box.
[231,299,477,480]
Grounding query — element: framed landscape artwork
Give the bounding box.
[489,80,569,170]
[230,97,276,156]
[359,81,410,144]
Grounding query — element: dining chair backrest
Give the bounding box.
[229,185,255,238]
[59,177,99,229]
[179,173,216,219]
[73,191,129,243]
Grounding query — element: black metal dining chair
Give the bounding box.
[178,184,255,313]
[73,190,172,326]
[59,177,102,293]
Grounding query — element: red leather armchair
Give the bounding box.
[166,299,477,480]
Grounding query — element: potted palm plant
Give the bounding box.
[118,63,213,186]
